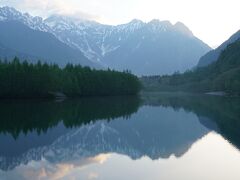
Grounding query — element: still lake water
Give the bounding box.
[0,93,240,180]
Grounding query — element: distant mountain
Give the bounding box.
[45,16,211,75]
[197,30,240,67]
[0,6,211,75]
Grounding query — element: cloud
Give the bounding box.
[0,154,111,180]
[20,0,75,15]
[0,0,100,21]
[88,172,99,179]
[60,11,101,22]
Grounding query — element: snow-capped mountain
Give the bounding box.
[0,6,211,75]
[44,16,194,62]
[44,15,211,75]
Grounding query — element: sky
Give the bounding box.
[0,0,239,48]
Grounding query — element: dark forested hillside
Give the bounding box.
[142,40,240,95]
[0,57,141,98]
[197,30,240,67]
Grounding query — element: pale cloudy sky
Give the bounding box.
[0,0,239,47]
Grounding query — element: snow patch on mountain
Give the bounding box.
[0,15,6,21]
[101,44,120,56]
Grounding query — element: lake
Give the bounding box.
[0,93,240,180]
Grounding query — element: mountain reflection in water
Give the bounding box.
[0,93,240,180]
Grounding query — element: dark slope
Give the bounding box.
[0,42,41,62]
[198,30,240,67]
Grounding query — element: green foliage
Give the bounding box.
[141,40,240,95]
[0,57,141,98]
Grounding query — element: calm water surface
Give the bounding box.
[0,93,240,180]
